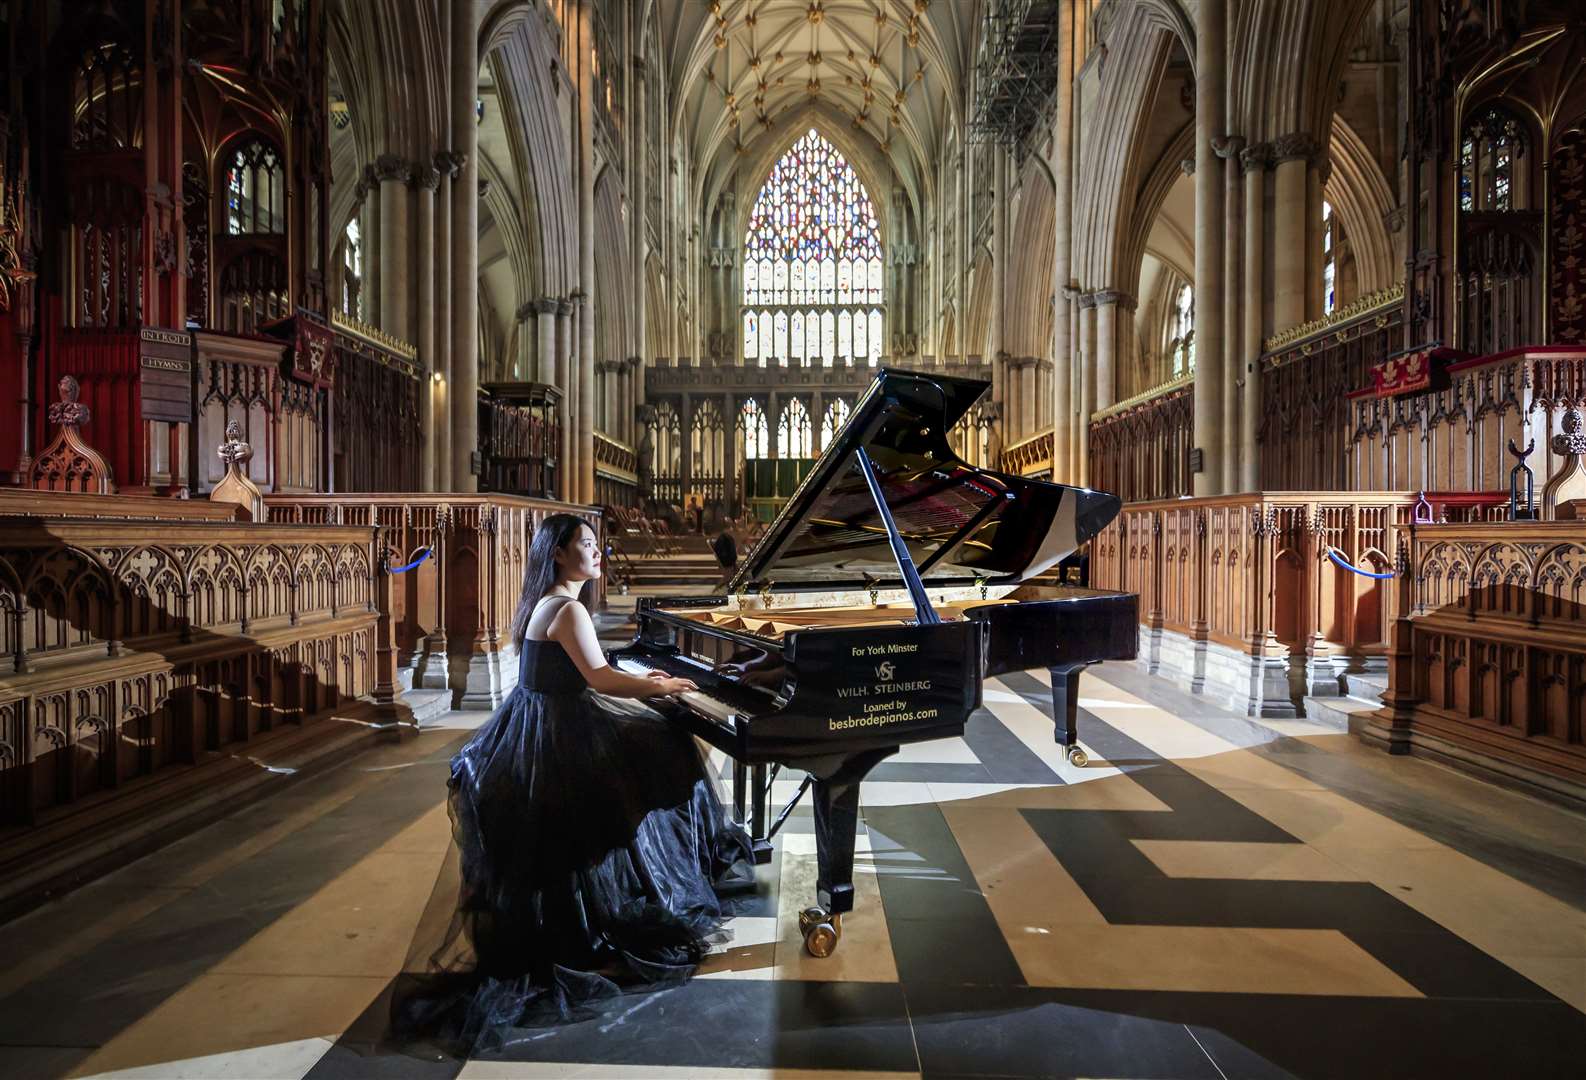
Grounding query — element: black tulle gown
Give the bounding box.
[389,622,755,1055]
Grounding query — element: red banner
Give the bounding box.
[261,314,336,386]
[1370,347,1460,398]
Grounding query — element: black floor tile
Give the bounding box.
[866,805,1008,924]
[905,983,1223,1079]
[1344,929,1567,1001]
[1061,990,1586,1080]
[886,915,1026,986]
[479,979,919,1073]
[963,705,1064,784]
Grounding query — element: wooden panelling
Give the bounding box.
[0,517,379,833]
[1089,491,1510,667]
[1374,521,1586,800]
[264,494,604,675]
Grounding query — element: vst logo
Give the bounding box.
[875,661,895,681]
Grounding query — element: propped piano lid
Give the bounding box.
[727,368,1123,594]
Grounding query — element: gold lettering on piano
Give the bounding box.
[849,642,919,657]
[829,704,939,731]
[835,677,932,698]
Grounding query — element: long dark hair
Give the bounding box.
[509,512,596,644]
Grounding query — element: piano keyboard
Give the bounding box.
[614,656,740,728]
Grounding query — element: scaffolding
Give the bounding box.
[968,0,1063,153]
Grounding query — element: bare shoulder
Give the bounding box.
[548,597,591,628]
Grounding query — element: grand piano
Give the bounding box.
[610,368,1137,956]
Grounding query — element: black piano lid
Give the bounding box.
[727,368,1123,594]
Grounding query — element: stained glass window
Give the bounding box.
[742,129,885,367]
[1459,106,1527,214]
[225,140,285,235]
[1322,201,1336,315]
[778,398,813,458]
[1171,284,1194,378]
[820,397,852,448]
[741,398,769,460]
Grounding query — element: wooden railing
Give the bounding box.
[1347,347,1586,493]
[1000,428,1054,477]
[1369,521,1586,801]
[264,494,603,703]
[1088,374,1194,502]
[0,500,383,903]
[594,432,639,509]
[1089,491,1510,711]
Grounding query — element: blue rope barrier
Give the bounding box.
[1325,547,1394,579]
[390,547,433,574]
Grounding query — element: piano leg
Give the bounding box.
[802,746,895,957]
[1048,661,1090,767]
[732,758,749,828]
[749,763,773,864]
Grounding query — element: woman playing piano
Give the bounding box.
[389,513,754,1055]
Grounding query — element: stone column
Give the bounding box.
[1093,291,1126,413]
[811,389,825,454]
[1077,292,1098,483]
[1055,287,1077,482]
[1019,359,1037,439]
[1215,136,1245,493]
[1192,0,1227,497]
[413,163,440,491]
[1052,2,1076,481]
[376,154,411,342]
[992,148,1008,409]
[1272,133,1315,335]
[360,167,381,327]
[1241,143,1270,492]
[723,391,738,515]
[632,58,649,381]
[679,391,693,504]
[434,151,459,491]
[576,5,597,506]
[449,0,479,492]
[513,302,535,381]
[536,298,558,383]
[1307,160,1325,322]
[556,300,573,499]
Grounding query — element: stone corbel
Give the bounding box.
[1179,157,1195,177]
[1093,288,1136,312]
[373,153,411,183]
[435,151,467,179]
[1272,132,1320,165]
[410,164,441,191]
[1211,135,1245,160]
[1240,141,1273,174]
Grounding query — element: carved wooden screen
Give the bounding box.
[1552,123,1586,346]
[1456,105,1541,353]
[332,349,419,492]
[1088,387,1192,503]
[1258,304,1403,491]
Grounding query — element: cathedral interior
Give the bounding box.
[0,0,1584,1077]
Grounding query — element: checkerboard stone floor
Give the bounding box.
[1,663,1582,1080]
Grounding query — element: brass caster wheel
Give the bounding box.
[799,907,842,957]
[1066,745,1089,767]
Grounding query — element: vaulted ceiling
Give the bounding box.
[656,0,977,213]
